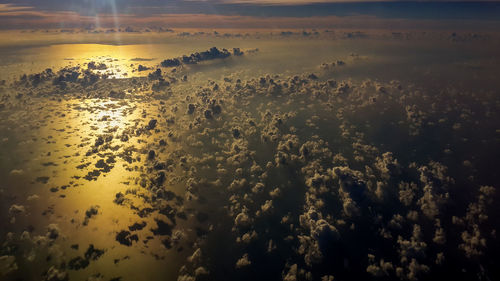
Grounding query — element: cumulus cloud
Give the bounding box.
[43,266,68,281]
[160,47,242,69]
[236,253,251,268]
[83,205,100,226]
[0,255,18,276]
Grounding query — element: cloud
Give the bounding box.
[46,224,60,240]
[8,204,25,215]
[1,1,500,30]
[43,266,68,281]
[235,253,251,268]
[187,248,202,265]
[283,264,298,281]
[115,230,138,246]
[234,209,251,227]
[0,3,34,13]
[0,255,18,276]
[3,1,500,19]
[83,205,100,226]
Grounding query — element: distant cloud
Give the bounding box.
[0,3,33,13]
[0,1,500,29]
[215,0,379,4]
[2,0,500,18]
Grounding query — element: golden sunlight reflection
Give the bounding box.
[55,44,148,79]
[3,97,190,280]
[87,100,131,132]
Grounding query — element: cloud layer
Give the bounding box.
[1,1,500,29]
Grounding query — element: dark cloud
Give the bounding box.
[1,1,500,20]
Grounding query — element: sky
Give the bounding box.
[0,1,500,29]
